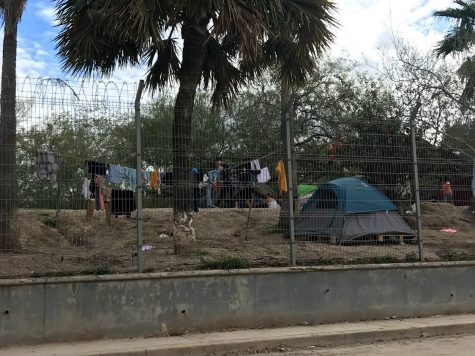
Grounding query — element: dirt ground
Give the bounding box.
[1,202,474,278]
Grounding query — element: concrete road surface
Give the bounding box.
[254,334,475,355]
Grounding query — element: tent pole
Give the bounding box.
[410,101,424,262]
[285,112,297,266]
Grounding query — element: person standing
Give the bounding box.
[215,156,231,208]
[442,177,453,204]
[192,168,200,213]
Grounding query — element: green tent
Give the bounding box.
[298,184,317,198]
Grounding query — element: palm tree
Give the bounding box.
[55,0,336,253]
[435,0,475,102]
[0,0,26,252]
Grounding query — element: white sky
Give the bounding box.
[331,0,453,63]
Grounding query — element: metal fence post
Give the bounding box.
[285,112,297,266]
[410,102,424,262]
[135,80,145,272]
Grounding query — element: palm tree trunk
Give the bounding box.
[172,21,207,254]
[0,19,20,251]
[279,85,299,229]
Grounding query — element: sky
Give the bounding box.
[13,0,456,84]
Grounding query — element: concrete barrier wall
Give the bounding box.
[1,262,475,346]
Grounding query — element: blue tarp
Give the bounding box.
[303,177,397,214]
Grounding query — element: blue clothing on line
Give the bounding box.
[143,171,151,185]
[126,167,137,191]
[107,165,127,184]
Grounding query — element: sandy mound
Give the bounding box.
[0,202,473,278]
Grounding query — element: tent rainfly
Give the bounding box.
[294,177,415,242]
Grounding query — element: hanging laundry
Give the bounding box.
[143,171,151,189]
[107,165,127,184]
[85,160,107,176]
[82,178,91,199]
[250,159,261,171]
[150,171,159,191]
[36,150,63,188]
[125,167,137,191]
[257,167,271,183]
[276,160,288,194]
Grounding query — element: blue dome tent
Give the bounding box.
[295,178,414,243]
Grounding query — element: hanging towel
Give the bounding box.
[276,160,288,194]
[125,167,137,191]
[250,159,261,171]
[257,167,271,183]
[150,171,159,190]
[82,178,91,199]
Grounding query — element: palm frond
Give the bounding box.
[202,37,246,108]
[212,0,266,63]
[434,0,475,56]
[55,0,337,99]
[456,56,475,102]
[435,28,475,56]
[55,0,168,77]
[248,0,337,89]
[434,0,475,21]
[145,39,181,91]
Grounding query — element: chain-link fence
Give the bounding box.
[0,78,474,278]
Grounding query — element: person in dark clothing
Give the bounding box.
[215,157,232,208]
[236,186,253,208]
[192,168,200,213]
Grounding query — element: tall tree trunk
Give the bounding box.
[279,85,299,229]
[0,18,20,252]
[172,21,207,255]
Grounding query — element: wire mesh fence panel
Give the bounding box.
[292,117,421,266]
[1,79,140,278]
[417,135,475,262]
[2,77,475,279]
[139,89,292,272]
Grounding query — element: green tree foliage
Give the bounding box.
[54,1,336,254]
[435,0,475,103]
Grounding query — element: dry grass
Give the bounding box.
[0,202,473,278]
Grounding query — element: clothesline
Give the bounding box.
[35,147,281,172]
[226,150,281,169]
